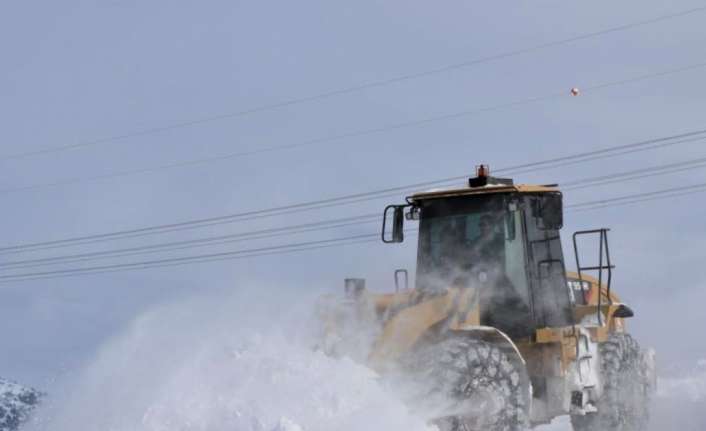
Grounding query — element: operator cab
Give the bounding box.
[383,166,574,339]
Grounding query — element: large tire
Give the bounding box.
[571,333,651,431]
[408,337,528,431]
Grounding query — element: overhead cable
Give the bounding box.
[4,154,706,268]
[1,128,705,255]
[3,61,706,197]
[3,181,706,282]
[2,6,704,162]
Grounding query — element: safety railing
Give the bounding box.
[572,229,614,326]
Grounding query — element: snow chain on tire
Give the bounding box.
[408,337,529,431]
[571,333,651,431]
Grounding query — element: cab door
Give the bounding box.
[523,196,574,329]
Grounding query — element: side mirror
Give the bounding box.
[382,205,406,243]
[538,193,563,230]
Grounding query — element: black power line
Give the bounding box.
[2,6,704,163]
[567,182,706,210]
[0,215,379,270]
[4,154,706,269]
[0,231,417,283]
[3,61,706,197]
[1,127,705,255]
[2,182,706,283]
[563,155,706,191]
[0,193,400,256]
[570,188,706,212]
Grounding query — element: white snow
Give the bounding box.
[31,292,434,431]
[0,378,40,431]
[657,360,706,403]
[22,288,706,431]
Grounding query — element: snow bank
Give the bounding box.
[0,378,40,431]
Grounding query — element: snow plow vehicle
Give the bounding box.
[318,166,656,431]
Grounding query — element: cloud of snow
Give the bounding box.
[657,359,706,403]
[27,287,433,431]
[646,360,706,431]
[22,281,706,431]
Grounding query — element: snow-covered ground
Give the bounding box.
[15,292,706,431]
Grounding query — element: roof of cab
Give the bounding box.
[408,183,559,202]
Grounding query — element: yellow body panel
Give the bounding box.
[367,287,480,370]
[566,271,627,334]
[322,270,628,377]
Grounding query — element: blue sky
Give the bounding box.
[1,0,706,389]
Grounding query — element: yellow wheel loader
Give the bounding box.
[318,166,656,431]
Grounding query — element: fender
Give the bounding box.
[368,289,461,370]
[573,302,634,336]
[451,325,527,366]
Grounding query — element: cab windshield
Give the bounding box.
[416,194,529,306]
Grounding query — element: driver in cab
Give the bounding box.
[438,214,504,286]
[469,214,504,265]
